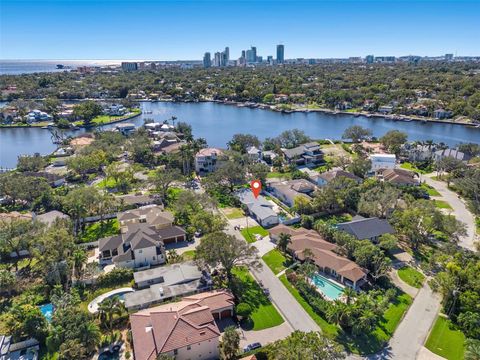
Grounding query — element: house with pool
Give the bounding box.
[269,224,367,293]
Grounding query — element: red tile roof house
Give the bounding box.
[269,225,367,291]
[130,291,234,360]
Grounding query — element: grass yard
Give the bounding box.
[279,274,339,337]
[400,162,432,174]
[397,266,425,288]
[262,249,293,275]
[241,225,269,243]
[96,177,117,189]
[267,171,292,179]
[78,219,120,243]
[420,183,441,196]
[181,250,196,261]
[222,207,245,220]
[425,316,465,360]
[232,267,284,331]
[433,199,453,210]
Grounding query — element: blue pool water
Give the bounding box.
[310,273,344,300]
[39,303,54,322]
[106,290,133,301]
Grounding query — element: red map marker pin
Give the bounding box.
[250,180,262,199]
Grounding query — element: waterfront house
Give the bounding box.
[402,143,436,162]
[369,153,396,173]
[194,148,225,174]
[246,146,262,162]
[378,105,393,114]
[262,150,278,164]
[129,291,234,360]
[269,179,316,207]
[26,109,51,123]
[281,142,323,166]
[236,189,279,227]
[434,148,470,163]
[337,216,394,243]
[433,109,453,119]
[311,169,362,187]
[116,123,136,136]
[105,103,127,116]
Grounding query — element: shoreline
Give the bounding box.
[0,110,142,129]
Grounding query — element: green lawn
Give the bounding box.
[279,274,339,337]
[232,267,284,331]
[96,177,117,189]
[78,219,120,243]
[267,171,292,179]
[222,207,245,220]
[400,162,432,174]
[181,250,196,261]
[397,266,425,288]
[262,249,293,275]
[425,316,465,360]
[420,183,441,196]
[241,225,269,243]
[433,199,453,210]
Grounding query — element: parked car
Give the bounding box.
[244,342,262,353]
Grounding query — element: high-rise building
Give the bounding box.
[267,55,273,65]
[365,55,374,64]
[251,46,257,62]
[214,52,222,67]
[121,62,138,71]
[445,53,454,61]
[276,44,284,63]
[241,50,246,59]
[224,47,230,62]
[203,52,211,68]
[246,49,254,63]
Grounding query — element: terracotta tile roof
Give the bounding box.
[130,291,233,360]
[195,148,223,157]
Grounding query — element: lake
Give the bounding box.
[1,101,479,168]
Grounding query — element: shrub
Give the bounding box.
[96,268,133,288]
[236,303,253,318]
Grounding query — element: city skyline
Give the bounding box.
[1,1,479,60]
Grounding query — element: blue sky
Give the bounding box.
[1,0,479,60]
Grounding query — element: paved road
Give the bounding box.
[421,174,477,251]
[225,222,321,333]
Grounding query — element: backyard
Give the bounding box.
[241,225,269,243]
[425,315,465,360]
[222,207,245,220]
[78,219,120,243]
[397,266,425,288]
[232,267,284,331]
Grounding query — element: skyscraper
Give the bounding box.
[276,44,284,63]
[203,52,211,68]
[251,46,257,62]
[214,52,221,67]
[365,55,374,64]
[224,47,230,62]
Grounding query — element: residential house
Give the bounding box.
[195,148,225,174]
[377,168,419,186]
[106,103,127,116]
[99,206,186,268]
[129,291,234,360]
[0,336,39,360]
[402,144,436,162]
[246,146,261,162]
[124,262,213,310]
[26,110,51,123]
[369,154,396,173]
[268,225,366,290]
[23,172,65,187]
[34,210,70,227]
[115,194,156,208]
[434,148,470,163]
[236,189,279,227]
[281,142,323,166]
[269,179,317,207]
[337,216,394,243]
[311,169,361,187]
[378,105,393,114]
[116,123,136,136]
[433,109,453,119]
[262,150,278,164]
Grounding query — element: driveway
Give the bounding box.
[421,174,477,251]
[225,221,321,333]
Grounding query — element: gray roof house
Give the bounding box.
[34,210,69,227]
[434,148,471,162]
[311,169,362,187]
[124,262,212,310]
[281,142,323,166]
[269,179,316,207]
[236,189,279,228]
[0,336,39,360]
[337,216,395,243]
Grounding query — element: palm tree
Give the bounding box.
[326,301,352,328]
[302,248,315,263]
[167,249,182,264]
[277,233,291,253]
[343,287,357,305]
[79,321,101,354]
[72,249,87,280]
[170,116,177,127]
[97,296,124,330]
[465,339,480,360]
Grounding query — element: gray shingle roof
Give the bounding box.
[337,217,394,240]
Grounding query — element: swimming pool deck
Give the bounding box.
[88,287,134,313]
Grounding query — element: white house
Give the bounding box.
[246,146,261,162]
[369,153,396,173]
[194,148,224,174]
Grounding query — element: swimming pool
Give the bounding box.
[310,273,344,300]
[39,303,54,322]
